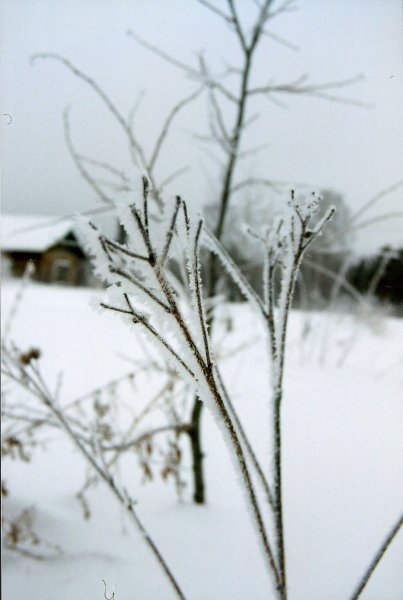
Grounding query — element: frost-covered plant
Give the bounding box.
[2,175,401,598]
[79,175,281,592]
[204,191,403,599]
[1,261,192,515]
[1,340,186,599]
[77,177,402,599]
[77,176,337,598]
[205,190,336,593]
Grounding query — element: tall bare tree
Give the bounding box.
[32,0,364,504]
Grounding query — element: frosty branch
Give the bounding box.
[202,189,402,598]
[204,189,335,597]
[75,172,351,598]
[78,175,283,592]
[32,53,202,208]
[1,343,187,600]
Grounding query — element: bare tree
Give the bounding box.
[135,0,363,504]
[31,0,367,505]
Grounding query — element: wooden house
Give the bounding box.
[1,215,93,286]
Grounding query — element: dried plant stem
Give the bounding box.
[271,255,302,597]
[208,377,282,594]
[215,369,275,508]
[209,195,336,598]
[350,513,403,600]
[12,360,187,600]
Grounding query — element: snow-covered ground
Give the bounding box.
[2,281,402,599]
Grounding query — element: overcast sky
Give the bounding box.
[1,0,402,253]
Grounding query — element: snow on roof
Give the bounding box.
[1,214,81,253]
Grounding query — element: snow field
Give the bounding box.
[2,282,402,599]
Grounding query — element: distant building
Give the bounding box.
[1,215,95,286]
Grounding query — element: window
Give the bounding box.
[51,258,71,284]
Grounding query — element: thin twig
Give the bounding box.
[193,220,213,369]
[63,108,114,205]
[227,0,247,53]
[196,0,232,22]
[349,180,403,225]
[350,513,403,600]
[248,74,368,107]
[100,423,192,452]
[149,89,202,172]
[159,196,182,267]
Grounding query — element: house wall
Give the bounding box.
[39,247,84,285]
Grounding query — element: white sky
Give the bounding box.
[1,0,402,253]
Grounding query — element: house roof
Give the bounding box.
[1,214,82,253]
